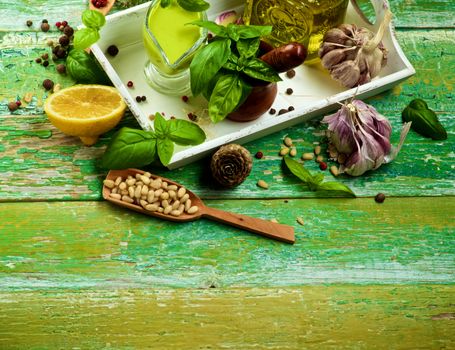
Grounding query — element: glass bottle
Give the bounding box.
[244,0,349,64]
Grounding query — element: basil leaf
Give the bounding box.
[236,38,260,58]
[226,24,240,41]
[73,27,100,50]
[157,138,174,166]
[100,127,157,169]
[66,48,110,84]
[244,58,282,82]
[402,99,447,140]
[283,157,321,191]
[81,9,106,29]
[177,0,210,12]
[316,182,356,197]
[160,0,171,8]
[229,24,273,39]
[208,74,251,123]
[190,38,231,96]
[153,112,169,138]
[223,54,239,71]
[168,119,206,145]
[191,20,227,37]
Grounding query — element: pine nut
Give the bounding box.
[122,195,134,203]
[289,147,297,157]
[140,200,148,207]
[316,155,323,163]
[103,179,115,188]
[126,178,136,186]
[185,199,192,211]
[280,147,290,156]
[120,190,128,196]
[172,200,180,210]
[314,145,321,155]
[180,193,189,203]
[296,217,304,225]
[110,193,121,200]
[164,205,173,214]
[302,153,314,160]
[128,187,135,198]
[177,187,186,198]
[134,185,142,198]
[170,210,181,217]
[178,204,185,213]
[270,218,278,223]
[168,190,177,199]
[144,172,152,178]
[257,180,269,189]
[114,176,122,186]
[112,188,118,194]
[147,191,155,203]
[145,204,159,212]
[160,192,169,200]
[161,199,169,208]
[139,175,149,185]
[330,165,339,177]
[187,206,199,214]
[141,185,149,195]
[150,180,161,189]
[284,136,293,147]
[161,181,168,190]
[154,189,163,197]
[167,185,178,191]
[135,173,142,180]
[119,182,127,190]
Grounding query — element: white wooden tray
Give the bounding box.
[91,0,415,169]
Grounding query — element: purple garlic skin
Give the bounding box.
[319,11,392,88]
[323,99,410,176]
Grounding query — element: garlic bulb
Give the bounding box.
[319,10,392,88]
[322,100,411,176]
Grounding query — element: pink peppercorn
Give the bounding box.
[255,151,264,159]
[16,100,22,107]
[181,95,189,103]
[127,81,133,88]
[55,21,61,28]
[319,162,328,170]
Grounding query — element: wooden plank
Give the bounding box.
[0,286,454,349]
[0,0,454,30]
[1,198,453,288]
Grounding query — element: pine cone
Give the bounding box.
[210,144,253,188]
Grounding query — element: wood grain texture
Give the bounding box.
[1,198,453,288]
[0,286,454,349]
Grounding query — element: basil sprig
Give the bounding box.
[73,10,106,50]
[189,21,281,123]
[160,0,210,12]
[402,99,447,140]
[100,113,206,169]
[284,157,356,197]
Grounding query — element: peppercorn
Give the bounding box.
[255,151,264,159]
[52,54,58,61]
[269,108,276,115]
[52,45,60,54]
[319,162,328,171]
[59,35,70,47]
[59,25,65,31]
[135,96,142,102]
[55,21,62,28]
[181,95,189,103]
[42,60,49,67]
[286,69,296,79]
[8,101,18,112]
[127,81,133,88]
[62,21,68,27]
[16,100,22,107]
[56,48,67,58]
[187,113,197,121]
[26,20,33,27]
[47,39,54,47]
[41,53,49,60]
[42,19,48,24]
[107,45,119,57]
[141,96,146,102]
[288,106,295,111]
[375,193,386,203]
[35,58,42,64]
[286,88,293,95]
[56,64,66,74]
[42,79,54,91]
[278,109,288,115]
[40,22,50,32]
[63,26,74,37]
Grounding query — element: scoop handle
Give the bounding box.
[201,206,295,244]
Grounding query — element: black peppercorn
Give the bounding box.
[52,45,60,55]
[375,193,386,203]
[42,60,49,67]
[135,96,142,102]
[56,48,67,58]
[59,35,70,47]
[288,106,295,111]
[286,69,296,79]
[26,20,33,27]
[107,45,119,57]
[56,64,66,74]
[63,26,74,37]
[278,109,288,115]
[42,19,48,23]
[41,53,49,60]
[141,96,146,101]
[269,108,276,115]
[35,58,42,64]
[40,22,50,32]
[42,79,54,91]
[286,88,293,95]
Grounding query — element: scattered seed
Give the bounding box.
[26,20,33,27]
[314,145,321,155]
[35,57,42,64]
[59,35,70,47]
[280,147,290,156]
[42,60,49,67]
[15,100,22,107]
[23,92,33,103]
[141,95,146,102]
[330,165,339,177]
[289,147,297,157]
[63,26,74,37]
[288,106,295,111]
[286,88,293,95]
[53,83,61,92]
[107,45,119,57]
[7,102,18,112]
[40,22,50,32]
[56,64,66,74]
[278,108,288,115]
[316,155,324,163]
[187,112,197,121]
[285,69,296,79]
[255,151,263,159]
[55,21,62,28]
[296,217,304,225]
[181,95,189,102]
[41,19,48,24]
[302,153,314,161]
[319,162,328,171]
[257,180,269,189]
[187,206,199,214]
[121,195,134,204]
[47,39,54,47]
[110,193,121,200]
[56,48,66,58]
[41,53,49,60]
[62,21,68,27]
[127,81,133,88]
[135,96,142,102]
[375,193,386,203]
[269,108,276,115]
[270,218,278,223]
[42,79,54,91]
[284,136,293,147]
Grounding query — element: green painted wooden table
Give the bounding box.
[1,1,454,348]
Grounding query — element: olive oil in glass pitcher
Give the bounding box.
[244,0,349,64]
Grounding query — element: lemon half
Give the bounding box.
[44,84,127,146]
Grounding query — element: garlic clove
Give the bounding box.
[331,61,360,88]
[323,28,349,45]
[321,48,347,69]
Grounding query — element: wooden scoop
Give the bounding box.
[102,169,295,244]
[89,0,116,16]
